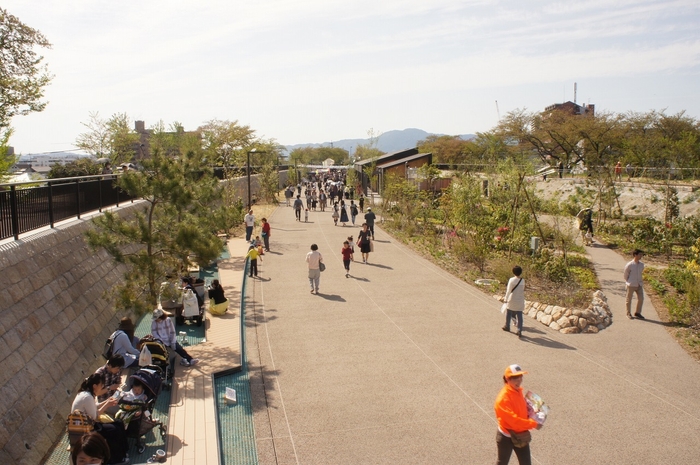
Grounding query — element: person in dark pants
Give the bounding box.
[494,364,542,465]
[261,217,271,251]
[341,240,354,277]
[364,207,376,238]
[246,245,260,277]
[244,209,255,242]
[293,195,304,221]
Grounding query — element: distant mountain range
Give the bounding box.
[284,128,475,156]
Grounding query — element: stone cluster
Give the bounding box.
[496,290,613,334]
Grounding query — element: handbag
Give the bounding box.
[319,262,326,272]
[508,429,532,448]
[369,240,374,252]
[67,410,94,434]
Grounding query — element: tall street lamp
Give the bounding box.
[247,148,256,209]
[247,148,268,207]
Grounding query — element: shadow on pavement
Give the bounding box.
[639,318,682,327]
[366,262,393,270]
[522,335,577,350]
[316,293,347,302]
[349,276,370,282]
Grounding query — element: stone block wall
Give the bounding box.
[0,208,137,465]
[0,173,287,464]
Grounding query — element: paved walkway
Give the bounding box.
[241,204,700,464]
[166,239,249,465]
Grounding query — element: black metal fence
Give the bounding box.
[0,175,137,241]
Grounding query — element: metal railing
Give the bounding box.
[0,175,137,241]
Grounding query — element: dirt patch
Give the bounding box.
[533,177,700,220]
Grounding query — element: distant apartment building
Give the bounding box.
[544,101,595,116]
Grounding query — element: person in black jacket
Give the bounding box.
[208,279,226,304]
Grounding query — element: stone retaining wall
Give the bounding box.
[0,206,140,465]
[496,290,613,334]
[0,174,285,464]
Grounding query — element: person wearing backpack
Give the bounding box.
[110,318,140,368]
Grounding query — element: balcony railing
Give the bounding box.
[0,175,137,241]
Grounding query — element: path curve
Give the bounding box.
[245,204,700,465]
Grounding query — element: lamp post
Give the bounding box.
[247,148,256,209]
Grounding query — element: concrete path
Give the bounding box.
[244,205,700,464]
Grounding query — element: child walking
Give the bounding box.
[246,245,261,277]
[341,240,354,278]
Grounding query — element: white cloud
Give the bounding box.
[2,0,699,152]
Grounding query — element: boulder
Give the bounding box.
[549,321,561,331]
[560,326,580,334]
[541,314,553,326]
[578,318,589,330]
[556,316,571,328]
[584,325,599,333]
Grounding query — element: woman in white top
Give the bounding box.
[306,244,323,294]
[71,374,129,465]
[502,265,525,338]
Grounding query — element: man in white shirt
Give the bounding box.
[244,209,255,241]
[623,249,645,319]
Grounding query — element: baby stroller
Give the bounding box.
[177,276,205,326]
[138,335,172,389]
[123,366,167,453]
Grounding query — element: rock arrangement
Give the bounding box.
[495,290,613,334]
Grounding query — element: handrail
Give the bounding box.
[0,174,136,241]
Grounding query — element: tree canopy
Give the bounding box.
[48,157,102,178]
[75,112,139,164]
[86,122,241,313]
[493,108,700,171]
[0,8,52,128]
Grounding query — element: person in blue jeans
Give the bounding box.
[502,266,525,338]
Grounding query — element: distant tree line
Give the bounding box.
[419,109,700,173]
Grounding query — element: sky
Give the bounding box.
[3,0,700,154]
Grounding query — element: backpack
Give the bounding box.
[102,330,122,360]
[351,205,358,215]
